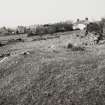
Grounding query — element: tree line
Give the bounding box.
[0,18,105,37]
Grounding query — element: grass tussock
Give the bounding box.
[67,43,85,51]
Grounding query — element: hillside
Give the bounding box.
[0,31,105,105]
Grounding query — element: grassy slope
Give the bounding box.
[0,32,105,105]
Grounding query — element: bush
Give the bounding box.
[67,43,85,51]
[86,22,101,34]
[85,21,104,43]
[27,31,38,37]
[72,46,85,51]
[67,43,73,48]
[0,42,6,47]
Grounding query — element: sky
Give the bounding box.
[0,0,105,27]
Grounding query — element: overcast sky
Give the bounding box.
[0,0,105,27]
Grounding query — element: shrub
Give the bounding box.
[67,43,73,48]
[86,22,101,34]
[72,46,85,51]
[100,18,105,35]
[85,21,104,43]
[67,43,85,51]
[27,31,38,37]
[0,42,6,47]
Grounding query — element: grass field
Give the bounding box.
[0,31,105,105]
